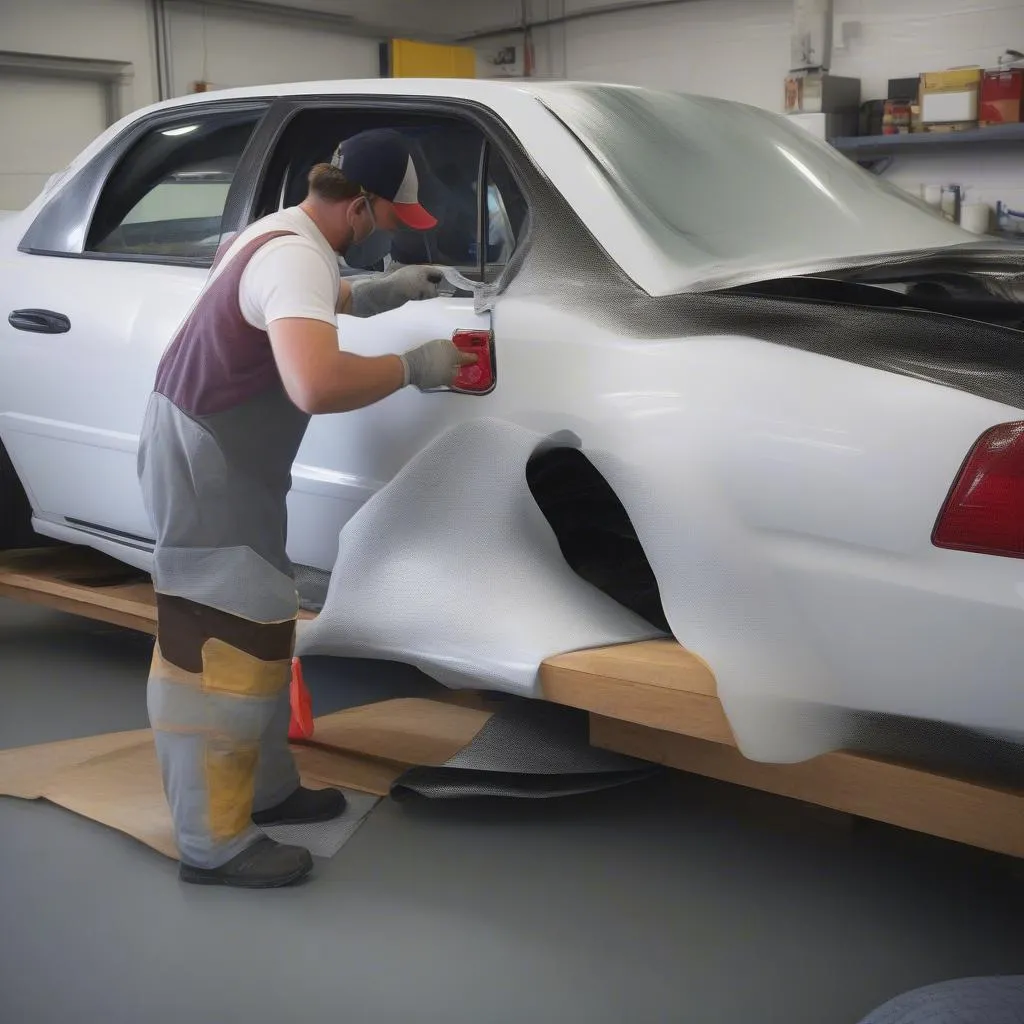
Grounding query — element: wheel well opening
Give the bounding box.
[526,446,670,634]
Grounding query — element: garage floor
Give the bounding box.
[1,598,1022,1024]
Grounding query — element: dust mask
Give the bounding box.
[344,195,393,270]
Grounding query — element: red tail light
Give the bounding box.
[932,421,1024,558]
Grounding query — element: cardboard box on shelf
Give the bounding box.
[784,74,801,114]
[887,77,919,101]
[882,99,913,134]
[784,71,861,115]
[919,67,982,125]
[981,68,1024,125]
[920,68,984,91]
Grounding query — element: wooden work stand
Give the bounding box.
[0,547,316,631]
[2,545,1022,861]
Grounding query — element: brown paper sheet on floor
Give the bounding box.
[0,698,493,861]
[307,698,492,766]
[41,740,180,858]
[0,728,152,800]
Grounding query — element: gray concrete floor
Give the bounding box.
[1,597,1022,1024]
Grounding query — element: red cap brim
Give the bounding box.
[392,202,438,230]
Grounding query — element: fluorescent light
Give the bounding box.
[162,125,199,137]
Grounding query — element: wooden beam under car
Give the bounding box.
[589,715,1024,862]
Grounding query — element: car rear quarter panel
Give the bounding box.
[494,294,1024,761]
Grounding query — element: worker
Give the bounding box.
[136,128,477,889]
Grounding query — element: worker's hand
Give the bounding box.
[348,265,446,318]
[399,338,478,391]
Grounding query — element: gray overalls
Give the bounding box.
[138,229,312,869]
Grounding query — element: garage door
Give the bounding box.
[0,72,110,211]
[167,5,380,95]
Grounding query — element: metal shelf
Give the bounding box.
[831,121,1024,156]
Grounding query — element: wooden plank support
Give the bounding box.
[539,640,735,744]
[0,548,158,634]
[0,547,315,631]
[542,639,1024,860]
[589,716,1024,861]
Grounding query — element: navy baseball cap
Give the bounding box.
[330,128,437,230]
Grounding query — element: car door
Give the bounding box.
[285,296,493,570]
[241,100,526,572]
[0,101,269,544]
[0,92,529,578]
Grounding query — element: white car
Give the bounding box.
[1,78,1022,764]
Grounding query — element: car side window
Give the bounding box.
[248,106,530,282]
[84,109,263,261]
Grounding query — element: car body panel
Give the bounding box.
[296,416,667,692]
[0,239,490,571]
[0,254,202,536]
[296,285,1024,760]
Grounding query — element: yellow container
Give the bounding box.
[390,39,476,78]
[920,68,982,92]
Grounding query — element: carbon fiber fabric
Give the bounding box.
[391,702,658,800]
[294,563,331,613]
[392,767,658,800]
[259,788,380,858]
[443,702,648,775]
[503,207,1024,410]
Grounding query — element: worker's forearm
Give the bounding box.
[306,351,406,414]
[269,318,470,414]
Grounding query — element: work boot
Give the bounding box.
[179,838,313,888]
[252,785,347,827]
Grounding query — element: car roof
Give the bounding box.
[130,77,588,116]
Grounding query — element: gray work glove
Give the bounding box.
[399,338,478,391]
[348,264,445,318]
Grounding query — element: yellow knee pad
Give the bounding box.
[149,638,291,842]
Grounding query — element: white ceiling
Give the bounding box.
[215,0,516,38]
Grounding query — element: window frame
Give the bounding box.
[478,139,527,284]
[17,98,273,268]
[476,139,489,282]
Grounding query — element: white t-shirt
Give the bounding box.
[209,206,341,330]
